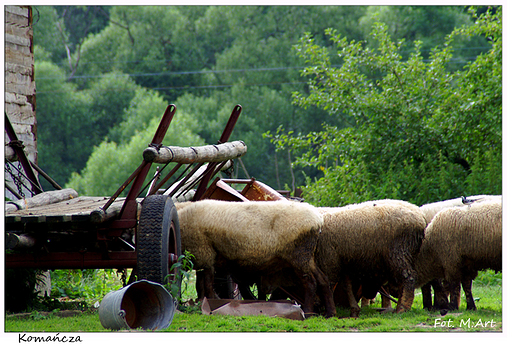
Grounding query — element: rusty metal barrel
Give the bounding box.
[98,280,174,330]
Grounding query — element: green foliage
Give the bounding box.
[35,62,142,190]
[474,269,502,286]
[75,6,210,100]
[66,106,204,196]
[359,6,488,65]
[33,5,495,195]
[32,6,66,63]
[107,88,168,144]
[50,269,121,304]
[83,72,141,139]
[54,6,110,56]
[272,6,501,206]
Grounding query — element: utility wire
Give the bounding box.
[45,45,491,69]
[36,54,480,82]
[37,66,308,80]
[35,81,307,94]
[34,53,484,94]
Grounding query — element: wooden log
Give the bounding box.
[172,189,195,203]
[143,140,247,164]
[90,199,127,223]
[6,233,36,249]
[5,188,78,213]
[5,145,17,162]
[5,202,19,214]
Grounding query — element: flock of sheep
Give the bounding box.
[173,194,502,318]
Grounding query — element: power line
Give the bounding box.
[44,45,492,69]
[37,52,483,82]
[35,80,307,94]
[33,50,489,94]
[37,66,305,81]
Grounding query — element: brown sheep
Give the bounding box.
[175,199,336,317]
[415,200,502,310]
[316,200,426,317]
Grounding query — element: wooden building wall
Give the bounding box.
[5,5,37,198]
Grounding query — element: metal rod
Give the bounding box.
[5,182,23,199]
[379,287,399,304]
[5,251,138,269]
[30,161,62,190]
[167,162,204,197]
[148,162,183,196]
[221,178,253,184]
[176,160,230,197]
[5,160,42,195]
[137,163,170,197]
[277,286,303,306]
[102,161,147,211]
[193,105,242,200]
[119,106,177,218]
[146,166,161,197]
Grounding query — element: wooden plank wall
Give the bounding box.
[5,5,36,160]
[5,5,37,198]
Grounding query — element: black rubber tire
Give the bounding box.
[137,195,181,293]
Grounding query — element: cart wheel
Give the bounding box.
[137,195,182,297]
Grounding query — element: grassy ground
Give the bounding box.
[4,277,502,333]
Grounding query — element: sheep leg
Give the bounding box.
[391,247,417,313]
[381,295,392,309]
[395,270,416,313]
[395,285,415,313]
[196,271,205,300]
[344,276,361,317]
[203,267,218,299]
[379,285,393,309]
[431,279,450,310]
[421,283,433,310]
[311,265,336,318]
[447,280,461,310]
[298,271,317,316]
[461,275,477,310]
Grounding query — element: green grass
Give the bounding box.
[5,276,502,333]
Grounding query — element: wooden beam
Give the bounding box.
[5,188,78,213]
[143,140,247,164]
[6,233,36,249]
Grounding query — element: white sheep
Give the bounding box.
[418,195,501,310]
[175,199,336,317]
[415,200,502,310]
[420,195,501,224]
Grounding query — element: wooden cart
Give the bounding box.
[5,105,246,291]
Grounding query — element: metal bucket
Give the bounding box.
[98,280,175,330]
